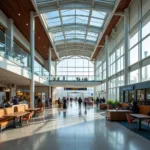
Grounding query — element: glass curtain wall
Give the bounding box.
[96,0,150,100]
[57,56,94,80]
[129,0,150,83]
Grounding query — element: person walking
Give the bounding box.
[84,98,87,109]
[70,97,73,103]
[78,97,82,109]
[49,98,52,107]
[102,97,106,103]
[63,97,67,109]
[96,97,100,107]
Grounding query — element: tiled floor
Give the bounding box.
[0,101,150,150]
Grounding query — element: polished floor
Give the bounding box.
[0,101,150,150]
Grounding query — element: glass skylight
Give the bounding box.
[43,9,107,44]
[36,0,116,58]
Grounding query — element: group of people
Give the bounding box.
[124,101,139,114]
[58,97,68,109]
[57,97,95,110]
[96,97,106,107]
[0,96,28,108]
[45,97,52,107]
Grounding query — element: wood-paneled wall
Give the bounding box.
[121,103,150,115]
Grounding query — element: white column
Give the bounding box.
[6,19,14,52]
[48,47,52,80]
[8,84,16,99]
[55,61,57,78]
[105,35,109,101]
[30,11,35,108]
[124,8,129,85]
[138,0,142,82]
[48,86,51,98]
[94,60,96,80]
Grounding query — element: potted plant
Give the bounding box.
[107,100,114,109]
[113,100,120,109]
[93,97,96,104]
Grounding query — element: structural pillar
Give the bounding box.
[105,35,109,101]
[6,19,14,54]
[55,61,57,78]
[48,47,52,80]
[94,60,96,80]
[30,11,35,108]
[8,84,16,99]
[138,0,142,82]
[48,47,52,98]
[124,8,129,85]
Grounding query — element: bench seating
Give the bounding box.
[0,108,14,132]
[0,104,30,132]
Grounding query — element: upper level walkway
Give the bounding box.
[49,75,102,87]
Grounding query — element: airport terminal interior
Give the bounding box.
[1,0,150,149]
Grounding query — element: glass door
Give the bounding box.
[124,91,128,102]
[128,90,134,103]
[146,89,150,105]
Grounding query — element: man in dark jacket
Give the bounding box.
[96,97,100,107]
[12,96,18,105]
[78,97,82,109]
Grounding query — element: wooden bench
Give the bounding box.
[0,108,14,132]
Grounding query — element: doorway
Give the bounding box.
[68,92,84,99]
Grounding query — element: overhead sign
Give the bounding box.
[64,88,87,90]
[122,86,134,91]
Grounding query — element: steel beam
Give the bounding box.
[38,2,113,14]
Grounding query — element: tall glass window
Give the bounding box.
[130,69,139,84]
[142,64,150,81]
[57,56,94,80]
[129,29,139,65]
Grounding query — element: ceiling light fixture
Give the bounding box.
[39,37,40,39]
[26,23,28,26]
[3,87,10,92]
[18,13,21,16]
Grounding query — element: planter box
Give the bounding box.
[106,110,132,121]
[107,105,113,109]
[99,104,106,110]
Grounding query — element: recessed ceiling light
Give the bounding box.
[18,13,21,16]
[26,23,28,26]
[39,37,40,39]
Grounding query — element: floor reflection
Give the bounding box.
[0,101,150,150]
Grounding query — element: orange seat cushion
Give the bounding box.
[14,105,25,112]
[5,108,14,115]
[0,119,13,128]
[0,109,5,118]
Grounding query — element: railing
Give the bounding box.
[49,75,102,81]
[0,30,31,70]
[0,30,49,81]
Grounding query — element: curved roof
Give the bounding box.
[36,0,116,58]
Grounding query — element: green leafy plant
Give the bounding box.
[93,97,96,103]
[107,100,114,105]
[107,100,120,108]
[114,100,120,108]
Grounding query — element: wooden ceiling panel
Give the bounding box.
[0,0,57,60]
